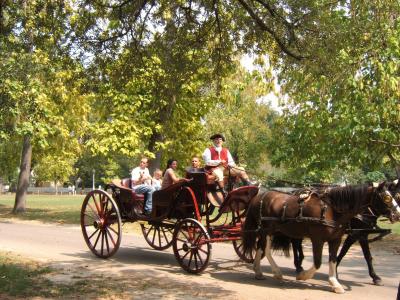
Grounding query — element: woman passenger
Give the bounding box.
[161,159,181,189]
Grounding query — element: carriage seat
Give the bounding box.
[152,179,189,217]
[110,178,145,201]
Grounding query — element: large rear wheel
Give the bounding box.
[81,190,122,258]
[141,221,174,250]
[173,218,211,274]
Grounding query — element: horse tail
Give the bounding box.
[272,234,291,257]
[242,196,261,257]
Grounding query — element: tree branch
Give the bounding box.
[370,139,400,148]
[237,0,306,60]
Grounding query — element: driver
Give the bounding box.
[202,133,251,192]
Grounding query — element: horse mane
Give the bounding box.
[323,184,370,213]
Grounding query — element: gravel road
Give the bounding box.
[0,220,399,300]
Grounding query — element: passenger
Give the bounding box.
[186,156,204,173]
[202,133,251,192]
[151,169,163,191]
[131,157,155,215]
[161,159,181,189]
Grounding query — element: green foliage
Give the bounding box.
[205,60,277,175]
[0,1,92,185]
[269,0,400,181]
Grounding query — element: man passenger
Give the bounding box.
[131,157,155,215]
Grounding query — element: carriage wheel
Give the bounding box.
[173,218,211,274]
[80,190,122,258]
[141,222,174,250]
[232,239,255,263]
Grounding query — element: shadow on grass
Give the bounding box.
[0,204,80,225]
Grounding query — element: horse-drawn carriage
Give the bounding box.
[80,170,259,273]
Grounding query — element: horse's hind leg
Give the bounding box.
[359,235,382,285]
[265,235,283,280]
[296,239,322,281]
[253,233,266,280]
[328,239,345,294]
[292,238,304,273]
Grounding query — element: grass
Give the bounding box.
[0,251,144,299]
[0,194,84,224]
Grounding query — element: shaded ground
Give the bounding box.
[0,220,399,300]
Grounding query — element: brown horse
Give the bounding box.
[291,180,400,285]
[242,182,395,293]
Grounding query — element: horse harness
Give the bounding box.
[258,189,338,229]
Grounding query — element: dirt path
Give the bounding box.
[0,220,399,300]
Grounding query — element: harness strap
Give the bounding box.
[320,201,327,220]
[281,202,288,221]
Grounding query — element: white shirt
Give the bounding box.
[202,146,235,167]
[131,167,151,187]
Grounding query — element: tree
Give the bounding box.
[205,59,277,176]
[269,0,400,180]
[0,1,90,212]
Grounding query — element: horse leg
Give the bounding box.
[359,235,382,286]
[337,234,357,266]
[253,233,266,280]
[265,235,283,280]
[336,234,357,279]
[328,238,345,294]
[296,239,322,281]
[292,238,304,273]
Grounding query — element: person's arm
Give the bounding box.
[169,169,180,184]
[202,148,220,166]
[227,150,236,167]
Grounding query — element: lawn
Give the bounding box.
[0,194,84,224]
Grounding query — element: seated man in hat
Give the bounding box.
[202,133,251,194]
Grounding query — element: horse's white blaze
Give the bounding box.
[393,199,400,213]
[394,179,399,185]
[265,235,283,279]
[328,261,345,294]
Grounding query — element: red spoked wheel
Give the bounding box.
[232,239,255,263]
[173,218,211,274]
[141,221,174,250]
[80,190,122,258]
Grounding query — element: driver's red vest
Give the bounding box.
[209,147,229,161]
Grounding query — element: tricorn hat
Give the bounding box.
[210,133,225,141]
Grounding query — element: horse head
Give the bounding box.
[387,179,400,222]
[372,181,400,223]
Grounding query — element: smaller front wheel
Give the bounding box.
[141,222,174,250]
[232,239,255,263]
[172,218,211,274]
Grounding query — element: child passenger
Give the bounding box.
[151,169,163,191]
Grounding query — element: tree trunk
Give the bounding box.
[13,135,32,214]
[148,132,163,173]
[147,94,177,173]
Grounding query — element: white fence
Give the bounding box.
[26,187,93,195]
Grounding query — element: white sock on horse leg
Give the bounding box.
[328,261,345,293]
[265,236,283,279]
[253,248,264,279]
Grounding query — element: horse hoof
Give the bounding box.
[273,273,283,280]
[373,278,383,286]
[332,286,345,294]
[296,272,306,281]
[255,274,265,280]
